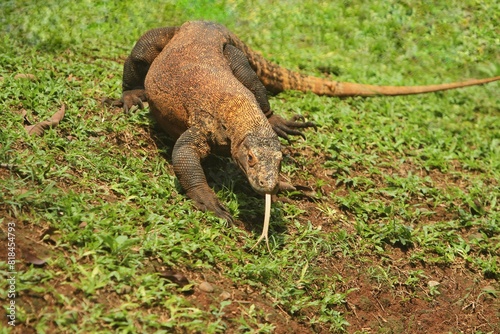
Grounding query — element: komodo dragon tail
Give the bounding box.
[229,34,500,97]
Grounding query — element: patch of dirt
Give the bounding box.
[270,146,500,333]
[338,254,500,333]
[183,271,313,334]
[0,214,55,334]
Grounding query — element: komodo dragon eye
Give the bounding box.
[247,151,257,166]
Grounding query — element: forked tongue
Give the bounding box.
[250,193,272,253]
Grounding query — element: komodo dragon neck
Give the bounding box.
[219,97,282,196]
[222,98,277,153]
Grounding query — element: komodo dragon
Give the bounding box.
[112,20,499,225]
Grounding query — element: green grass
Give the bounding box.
[1,0,499,333]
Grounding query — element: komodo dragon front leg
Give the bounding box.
[223,44,315,141]
[172,126,234,222]
[120,27,179,112]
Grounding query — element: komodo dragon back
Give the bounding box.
[227,32,500,97]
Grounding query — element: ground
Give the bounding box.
[1,112,499,333]
[1,0,499,333]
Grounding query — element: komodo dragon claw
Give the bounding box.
[186,187,234,223]
[121,89,147,113]
[268,114,316,141]
[103,90,147,113]
[101,97,123,108]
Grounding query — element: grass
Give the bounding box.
[1,0,499,333]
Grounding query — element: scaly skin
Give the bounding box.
[228,33,500,96]
[113,20,499,221]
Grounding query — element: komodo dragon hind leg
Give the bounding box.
[120,27,179,112]
[266,114,315,141]
[172,126,234,223]
[224,43,315,141]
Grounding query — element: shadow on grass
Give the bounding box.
[145,120,286,236]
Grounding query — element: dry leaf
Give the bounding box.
[0,222,51,266]
[158,269,190,287]
[25,104,66,136]
[23,251,48,266]
[14,73,37,81]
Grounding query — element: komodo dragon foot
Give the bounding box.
[120,89,147,113]
[186,186,234,224]
[172,126,236,223]
[268,114,315,141]
[102,89,147,113]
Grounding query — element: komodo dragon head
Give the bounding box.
[234,135,282,196]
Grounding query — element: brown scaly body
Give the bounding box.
[113,20,499,222]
